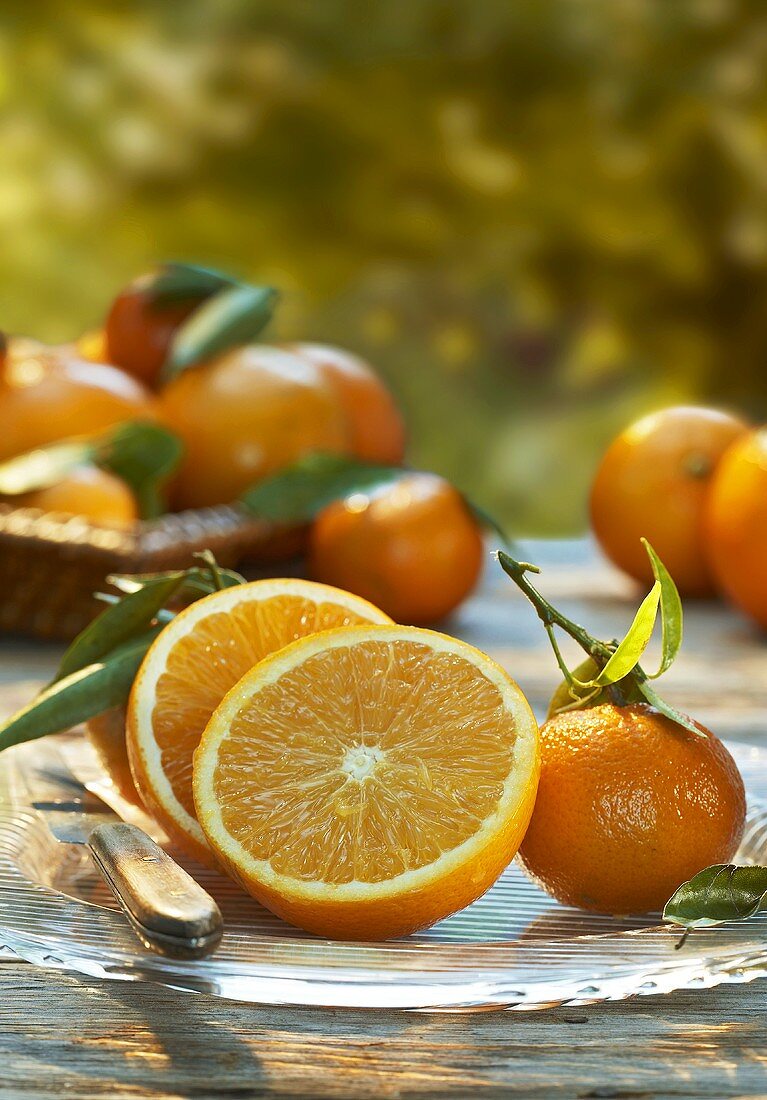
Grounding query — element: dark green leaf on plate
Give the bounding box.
[665,864,767,929]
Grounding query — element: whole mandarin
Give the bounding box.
[291,343,406,465]
[105,272,198,387]
[21,465,138,528]
[0,349,156,461]
[706,427,767,629]
[160,344,349,511]
[308,472,484,623]
[518,702,745,915]
[590,406,748,595]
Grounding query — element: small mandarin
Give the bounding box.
[0,349,157,462]
[590,406,748,595]
[105,272,198,387]
[309,472,484,623]
[21,465,138,528]
[518,703,745,914]
[292,343,406,465]
[160,345,349,511]
[706,427,767,628]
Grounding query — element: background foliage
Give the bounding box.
[1,0,766,532]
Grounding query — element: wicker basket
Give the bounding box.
[0,503,303,640]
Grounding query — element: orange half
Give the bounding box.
[193,625,539,939]
[127,579,392,861]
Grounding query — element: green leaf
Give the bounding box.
[636,678,706,737]
[163,283,279,379]
[664,864,767,929]
[0,629,163,752]
[594,582,661,685]
[144,262,240,307]
[54,572,187,682]
[547,656,603,717]
[240,453,403,523]
[96,421,184,520]
[642,538,683,678]
[107,564,245,598]
[465,499,511,546]
[0,440,93,495]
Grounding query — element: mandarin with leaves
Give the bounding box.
[161,345,349,510]
[292,343,406,465]
[590,406,748,595]
[499,545,745,915]
[20,464,138,528]
[0,348,157,462]
[309,472,484,623]
[105,271,200,387]
[705,427,767,629]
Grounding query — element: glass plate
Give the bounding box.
[1,731,766,1012]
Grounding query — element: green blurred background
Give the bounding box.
[2,0,766,533]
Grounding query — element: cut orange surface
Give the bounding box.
[193,625,539,939]
[127,579,392,862]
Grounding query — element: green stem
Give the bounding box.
[497,551,614,666]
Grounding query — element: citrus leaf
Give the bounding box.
[642,538,683,678]
[466,499,511,546]
[96,421,184,520]
[594,581,661,686]
[547,656,603,717]
[144,262,239,307]
[664,864,767,929]
[636,678,706,737]
[107,564,245,598]
[163,283,279,379]
[239,453,402,523]
[0,440,93,495]
[0,629,163,753]
[54,572,187,682]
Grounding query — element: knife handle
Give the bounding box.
[87,822,223,959]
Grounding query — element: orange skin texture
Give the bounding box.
[85,707,143,806]
[20,465,138,528]
[590,406,749,595]
[0,349,156,462]
[519,703,746,915]
[308,473,484,624]
[705,427,767,629]
[291,343,406,465]
[160,344,349,510]
[105,274,197,387]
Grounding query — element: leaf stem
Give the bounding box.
[497,551,613,665]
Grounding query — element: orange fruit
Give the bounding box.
[309,472,484,623]
[21,465,138,528]
[706,426,767,628]
[85,707,143,806]
[590,406,748,595]
[518,702,745,915]
[126,578,392,862]
[193,624,540,940]
[105,272,198,387]
[292,343,406,465]
[160,345,349,510]
[0,348,156,462]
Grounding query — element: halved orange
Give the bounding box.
[193,625,539,939]
[127,579,392,862]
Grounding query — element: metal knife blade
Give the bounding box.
[33,786,223,960]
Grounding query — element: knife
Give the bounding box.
[34,791,223,960]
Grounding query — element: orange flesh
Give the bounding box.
[212,639,516,884]
[152,597,386,821]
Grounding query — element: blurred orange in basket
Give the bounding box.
[309,472,484,623]
[105,272,198,388]
[160,345,349,510]
[20,465,138,528]
[590,406,748,595]
[706,427,767,628]
[292,343,406,465]
[0,347,157,462]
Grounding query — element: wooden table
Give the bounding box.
[2,539,767,1099]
